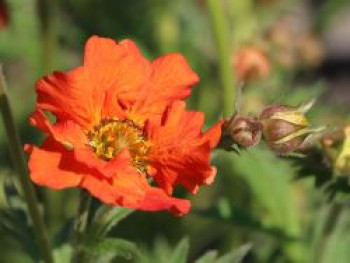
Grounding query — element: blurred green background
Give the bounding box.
[0,0,350,262]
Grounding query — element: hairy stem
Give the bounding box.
[206,0,236,117]
[36,0,55,73]
[72,190,92,263]
[0,67,54,263]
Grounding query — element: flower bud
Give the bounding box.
[233,46,270,81]
[297,34,324,68]
[223,116,262,148]
[323,126,350,175]
[335,126,350,175]
[0,0,9,30]
[260,102,320,154]
[266,17,293,50]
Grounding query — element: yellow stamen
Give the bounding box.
[87,119,151,171]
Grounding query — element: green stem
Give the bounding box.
[0,67,54,263]
[36,0,62,238]
[206,0,236,117]
[72,190,92,263]
[37,0,55,73]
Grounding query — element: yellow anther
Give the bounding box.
[87,119,151,171]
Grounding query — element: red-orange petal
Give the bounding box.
[26,138,84,189]
[200,120,224,148]
[79,151,191,215]
[150,54,199,99]
[130,53,199,123]
[84,36,151,116]
[27,136,190,215]
[29,109,87,148]
[134,188,191,216]
[146,101,222,195]
[79,150,143,204]
[72,147,133,179]
[26,137,190,215]
[36,67,97,128]
[36,37,151,128]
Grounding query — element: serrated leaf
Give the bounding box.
[229,148,303,261]
[285,148,350,199]
[288,148,332,185]
[216,244,251,263]
[194,250,218,263]
[83,237,140,261]
[169,237,190,263]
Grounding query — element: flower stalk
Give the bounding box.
[206,0,236,116]
[0,66,54,263]
[72,190,92,263]
[36,0,55,73]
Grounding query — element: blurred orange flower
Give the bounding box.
[0,0,8,29]
[233,46,270,81]
[25,36,222,216]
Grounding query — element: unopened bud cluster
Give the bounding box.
[221,100,323,155]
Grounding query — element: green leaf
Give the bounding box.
[90,206,134,238]
[286,148,350,199]
[194,201,296,241]
[216,244,251,263]
[317,207,350,263]
[0,209,39,261]
[154,237,173,263]
[194,250,218,263]
[169,237,190,263]
[229,148,304,261]
[53,244,72,263]
[83,237,140,261]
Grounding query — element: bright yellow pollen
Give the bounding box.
[87,119,151,171]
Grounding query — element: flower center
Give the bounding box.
[87,119,150,171]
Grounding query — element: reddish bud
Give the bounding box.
[0,0,8,30]
[233,46,270,81]
[260,103,319,154]
[297,34,325,68]
[223,116,262,148]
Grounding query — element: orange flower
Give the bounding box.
[233,46,270,81]
[0,0,8,30]
[25,36,222,216]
